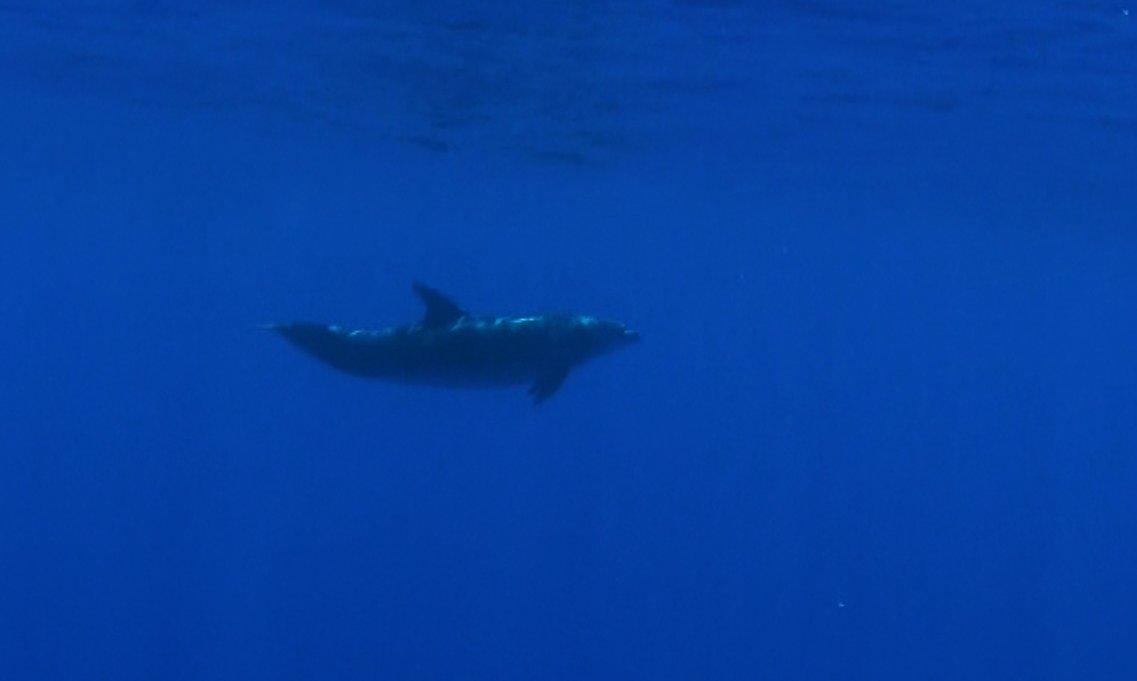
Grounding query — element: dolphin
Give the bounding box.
[269,282,639,404]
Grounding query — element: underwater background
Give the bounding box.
[2,1,1136,679]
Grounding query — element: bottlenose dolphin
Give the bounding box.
[270,282,639,404]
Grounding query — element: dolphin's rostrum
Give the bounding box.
[270,283,639,404]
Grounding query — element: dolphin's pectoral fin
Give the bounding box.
[528,368,570,405]
[412,282,468,328]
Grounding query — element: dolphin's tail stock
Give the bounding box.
[265,322,387,377]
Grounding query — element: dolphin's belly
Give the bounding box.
[391,334,555,387]
[393,365,533,388]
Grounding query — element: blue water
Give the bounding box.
[2,2,1136,679]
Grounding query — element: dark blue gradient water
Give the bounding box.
[2,2,1135,679]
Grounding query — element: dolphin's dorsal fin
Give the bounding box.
[412,282,468,328]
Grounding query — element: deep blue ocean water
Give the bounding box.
[2,2,1136,679]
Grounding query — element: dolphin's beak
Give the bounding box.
[623,328,640,343]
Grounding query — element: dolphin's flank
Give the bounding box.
[269,282,639,404]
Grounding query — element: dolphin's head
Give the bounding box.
[574,316,640,360]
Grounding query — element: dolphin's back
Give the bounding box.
[400,318,575,385]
